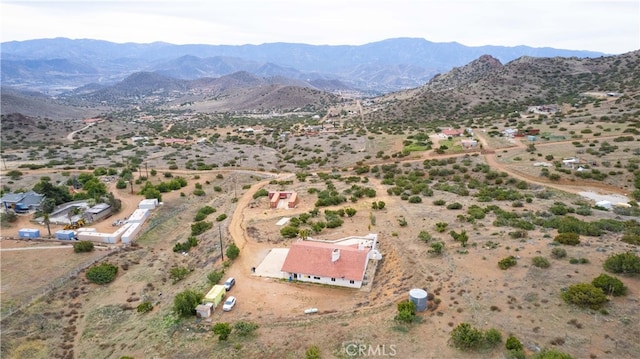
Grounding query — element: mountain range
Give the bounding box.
[1,37,605,95]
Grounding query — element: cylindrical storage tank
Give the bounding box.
[409,288,428,312]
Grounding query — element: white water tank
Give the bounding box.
[409,288,428,312]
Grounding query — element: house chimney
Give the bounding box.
[331,248,340,262]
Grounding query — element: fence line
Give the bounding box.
[1,237,120,321]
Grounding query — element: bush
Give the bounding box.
[551,247,567,259]
[484,328,502,347]
[170,266,190,284]
[554,232,580,245]
[532,256,550,268]
[73,241,94,253]
[191,221,213,236]
[433,199,446,206]
[280,226,299,238]
[505,335,523,351]
[446,202,463,210]
[530,348,574,359]
[137,301,153,313]
[207,270,224,284]
[603,252,640,274]
[592,273,627,296]
[226,243,240,260]
[173,290,203,317]
[216,214,228,222]
[253,188,269,199]
[212,322,232,340]
[498,256,517,270]
[395,300,416,323]
[450,323,483,351]
[86,263,118,284]
[561,283,607,309]
[305,345,321,359]
[234,321,259,336]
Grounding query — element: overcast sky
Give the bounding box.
[1,0,638,54]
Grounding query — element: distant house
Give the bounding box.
[281,235,379,288]
[562,157,581,169]
[440,128,464,137]
[461,139,478,149]
[503,128,518,137]
[163,138,187,145]
[0,191,45,212]
[83,118,102,124]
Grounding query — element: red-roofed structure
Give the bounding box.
[281,239,374,288]
[441,128,464,137]
[268,191,299,209]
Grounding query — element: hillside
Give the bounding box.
[363,50,640,124]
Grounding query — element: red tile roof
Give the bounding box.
[442,128,464,136]
[281,241,369,281]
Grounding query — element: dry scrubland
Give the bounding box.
[1,97,640,359]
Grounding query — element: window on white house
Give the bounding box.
[331,278,336,282]
[349,280,355,284]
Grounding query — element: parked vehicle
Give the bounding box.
[224,277,235,291]
[222,296,236,311]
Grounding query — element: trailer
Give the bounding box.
[18,228,40,239]
[55,230,76,240]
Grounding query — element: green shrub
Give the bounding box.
[505,335,523,351]
[226,243,240,260]
[532,256,550,268]
[305,345,321,359]
[137,301,153,313]
[207,270,224,284]
[592,273,627,296]
[395,300,416,323]
[530,348,574,359]
[447,202,463,210]
[253,188,269,199]
[551,247,567,259]
[191,221,213,236]
[561,283,607,309]
[603,252,640,274]
[212,322,232,340]
[484,328,502,347]
[554,232,580,245]
[86,263,118,284]
[234,321,259,336]
[280,226,299,238]
[498,256,517,270]
[216,214,228,222]
[433,199,446,206]
[73,241,94,253]
[173,290,203,317]
[450,323,483,351]
[170,266,190,284]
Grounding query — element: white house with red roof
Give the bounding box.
[280,234,380,288]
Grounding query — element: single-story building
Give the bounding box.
[440,128,464,137]
[84,203,112,222]
[0,191,46,212]
[268,191,299,209]
[281,238,375,288]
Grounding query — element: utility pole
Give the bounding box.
[145,162,149,178]
[219,225,224,261]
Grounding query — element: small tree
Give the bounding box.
[173,290,203,317]
[506,335,523,351]
[344,207,357,217]
[226,243,240,260]
[532,256,550,268]
[212,322,232,341]
[551,247,567,259]
[137,301,153,313]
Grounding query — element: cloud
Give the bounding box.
[1,0,638,53]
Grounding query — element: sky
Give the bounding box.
[1,0,639,54]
